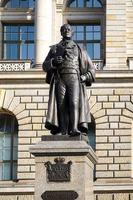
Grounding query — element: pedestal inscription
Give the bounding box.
[45,157,72,182]
[41,190,78,200]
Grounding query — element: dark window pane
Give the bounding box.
[94,43,100,59]
[28,43,34,59]
[87,43,93,59]
[94,25,101,31]
[11,44,18,59]
[86,0,93,7]
[94,0,102,7]
[78,0,84,7]
[12,0,19,8]
[3,148,11,160]
[94,32,101,40]
[11,33,19,41]
[72,26,76,32]
[4,44,18,59]
[4,26,11,32]
[86,25,93,31]
[68,0,102,7]
[3,163,11,180]
[77,32,84,40]
[21,44,27,59]
[29,0,35,7]
[13,162,17,179]
[28,26,34,32]
[28,33,34,40]
[20,26,28,33]
[0,117,5,132]
[13,147,17,160]
[86,32,93,40]
[5,116,12,133]
[0,114,18,180]
[5,0,35,8]
[69,0,76,7]
[20,0,28,8]
[21,33,28,40]
[10,26,19,33]
[77,26,84,32]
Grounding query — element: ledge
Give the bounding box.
[0,181,133,194]
[94,179,133,193]
[0,69,133,86]
[0,186,34,193]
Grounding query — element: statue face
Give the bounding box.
[61,24,72,39]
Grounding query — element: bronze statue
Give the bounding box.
[42,24,95,136]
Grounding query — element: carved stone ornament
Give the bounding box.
[45,157,72,182]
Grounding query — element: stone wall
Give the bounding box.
[90,86,132,179]
[126,0,133,58]
[0,195,34,200]
[106,0,127,69]
[0,72,132,181]
[95,193,133,200]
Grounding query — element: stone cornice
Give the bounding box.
[0,69,133,87]
[94,180,133,192]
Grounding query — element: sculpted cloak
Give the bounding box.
[42,43,95,135]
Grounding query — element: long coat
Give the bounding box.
[42,41,95,134]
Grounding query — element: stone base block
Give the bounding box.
[30,135,97,200]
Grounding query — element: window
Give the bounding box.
[88,115,96,150]
[64,0,105,68]
[3,24,34,61]
[5,0,35,8]
[0,113,18,180]
[72,24,101,59]
[67,0,102,8]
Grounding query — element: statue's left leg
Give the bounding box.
[67,74,81,136]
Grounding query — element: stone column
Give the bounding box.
[30,136,98,200]
[0,21,2,59]
[35,0,52,67]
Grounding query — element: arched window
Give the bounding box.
[5,0,35,8]
[88,115,96,150]
[0,112,18,180]
[67,0,102,8]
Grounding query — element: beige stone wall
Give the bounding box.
[0,80,132,181]
[126,0,133,58]
[95,193,133,200]
[0,195,34,200]
[90,86,132,179]
[106,0,127,69]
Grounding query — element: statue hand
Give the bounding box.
[52,56,63,65]
[80,75,86,83]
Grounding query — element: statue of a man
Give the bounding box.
[42,24,95,136]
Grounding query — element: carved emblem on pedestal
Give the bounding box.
[45,157,72,182]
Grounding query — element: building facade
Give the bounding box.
[0,0,133,199]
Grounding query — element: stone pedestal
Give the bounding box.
[30,136,97,200]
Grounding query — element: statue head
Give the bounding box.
[60,24,73,39]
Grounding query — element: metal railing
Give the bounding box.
[0,60,32,72]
